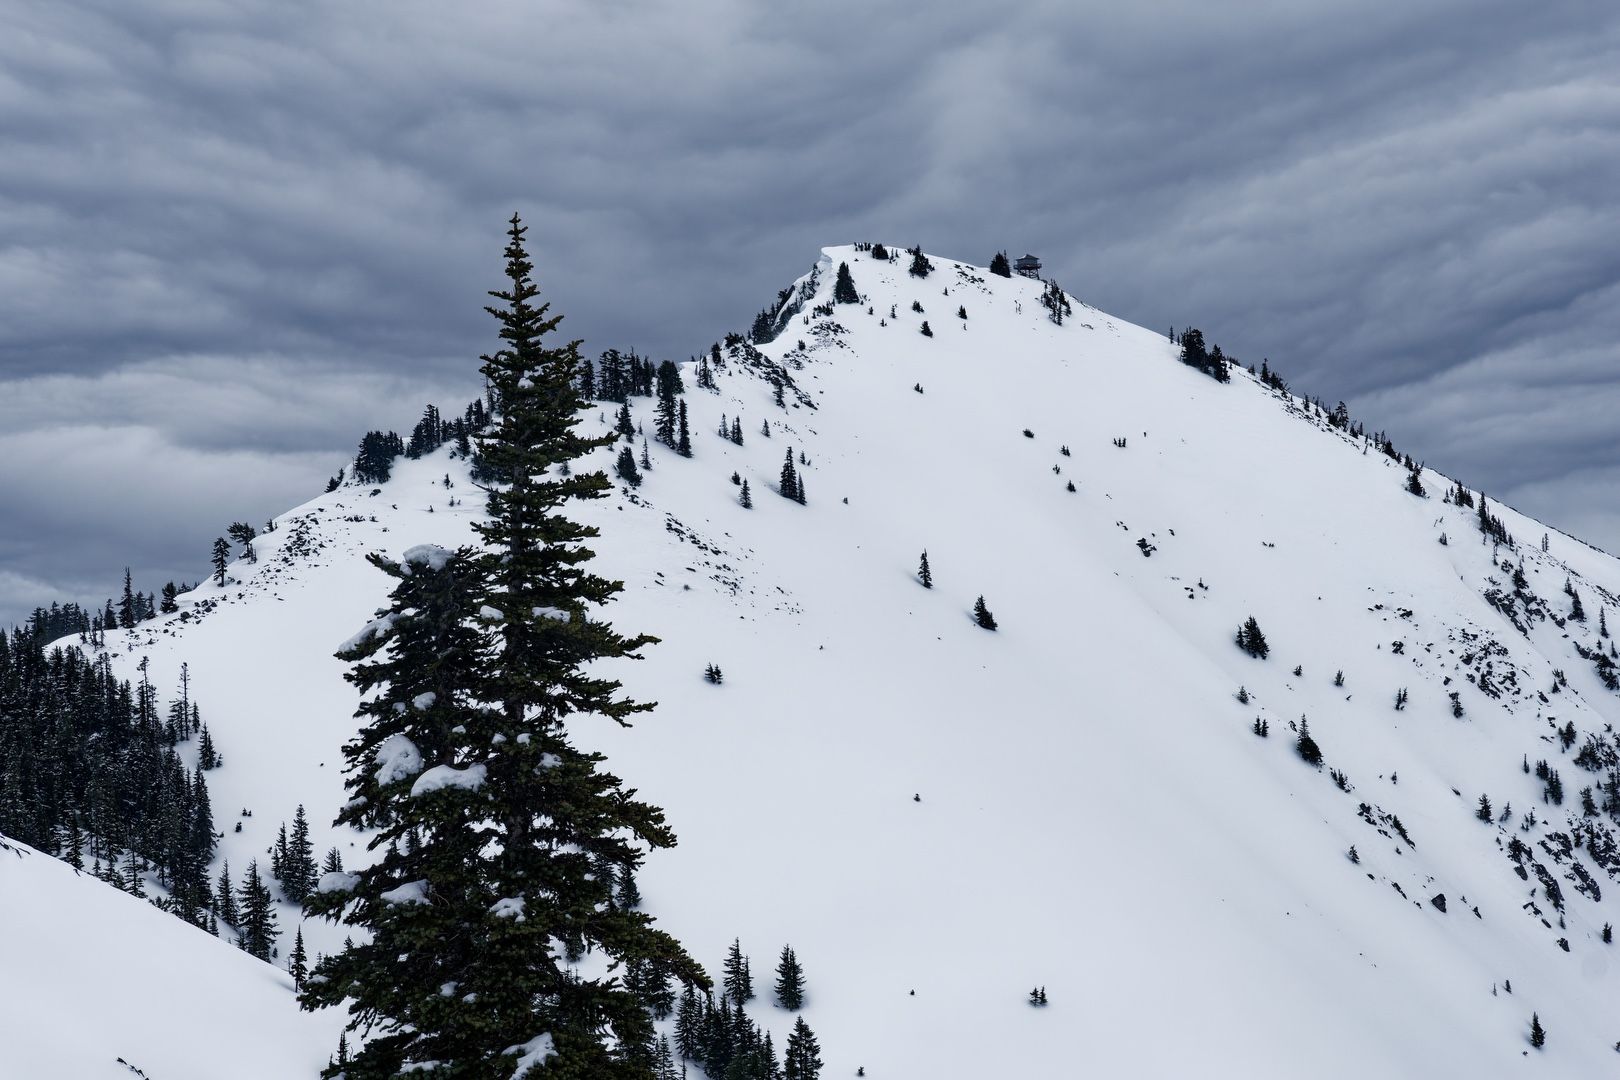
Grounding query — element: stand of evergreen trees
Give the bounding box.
[0,638,217,927]
[1175,328,1231,383]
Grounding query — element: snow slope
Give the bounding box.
[0,832,344,1078]
[17,244,1620,1076]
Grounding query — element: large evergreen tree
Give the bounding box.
[773,945,805,1009]
[304,215,706,1078]
[783,1017,822,1080]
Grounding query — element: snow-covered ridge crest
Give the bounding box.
[15,240,1620,1076]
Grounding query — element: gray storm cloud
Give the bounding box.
[2,0,1617,625]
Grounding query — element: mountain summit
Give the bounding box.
[9,243,1620,1076]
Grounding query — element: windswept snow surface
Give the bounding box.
[0,834,342,1079]
[19,244,1620,1076]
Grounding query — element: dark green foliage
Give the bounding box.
[211,537,231,586]
[704,663,724,685]
[1040,280,1071,326]
[227,522,258,564]
[1175,328,1231,383]
[723,938,754,1003]
[740,479,753,508]
[1296,717,1322,767]
[774,945,805,1009]
[290,926,308,988]
[303,215,705,1078]
[1236,616,1269,658]
[353,430,404,484]
[617,401,635,439]
[617,445,643,487]
[236,859,279,961]
[833,262,859,304]
[0,641,218,928]
[160,582,179,614]
[871,242,890,261]
[989,251,1011,277]
[957,305,967,320]
[654,359,685,450]
[780,449,804,503]
[198,723,220,769]
[273,804,316,903]
[616,861,642,909]
[918,551,932,588]
[1252,717,1269,737]
[118,567,136,628]
[784,1017,822,1080]
[1477,794,1493,821]
[405,404,447,459]
[215,859,239,928]
[973,596,997,630]
[677,399,692,458]
[907,246,933,278]
[920,320,933,337]
[1530,1013,1545,1048]
[1405,468,1426,497]
[1477,493,1513,546]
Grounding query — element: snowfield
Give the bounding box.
[10,244,1620,1076]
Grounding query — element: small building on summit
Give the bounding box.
[1014,254,1042,278]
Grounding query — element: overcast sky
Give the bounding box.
[3,0,1618,628]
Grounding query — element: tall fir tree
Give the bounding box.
[773,945,805,1009]
[237,859,278,961]
[917,551,932,589]
[211,537,231,587]
[304,215,707,1078]
[784,1017,822,1080]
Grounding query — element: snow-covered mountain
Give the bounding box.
[11,244,1620,1077]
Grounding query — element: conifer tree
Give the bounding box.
[973,596,997,630]
[989,251,1011,277]
[677,399,692,458]
[780,449,801,502]
[740,479,753,508]
[1530,1012,1545,1048]
[304,215,707,1077]
[197,724,219,769]
[833,261,859,304]
[237,859,278,961]
[215,859,238,928]
[322,847,344,875]
[1296,717,1323,767]
[211,537,231,587]
[907,246,933,278]
[118,568,137,628]
[1236,616,1269,658]
[918,550,932,588]
[784,1017,822,1080]
[724,938,754,1003]
[290,926,308,989]
[617,445,643,487]
[160,581,179,614]
[774,945,805,1009]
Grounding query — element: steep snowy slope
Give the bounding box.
[0,832,344,1078]
[20,244,1620,1076]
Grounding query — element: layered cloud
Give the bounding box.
[2,0,1617,622]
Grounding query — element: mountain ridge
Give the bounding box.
[8,242,1620,1076]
